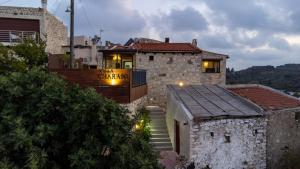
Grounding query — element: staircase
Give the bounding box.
[147,106,173,152]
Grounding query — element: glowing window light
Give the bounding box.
[203,61,209,68]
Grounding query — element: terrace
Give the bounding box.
[53,69,147,103]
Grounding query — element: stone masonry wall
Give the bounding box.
[266,108,300,169]
[136,51,227,108]
[45,12,67,54]
[121,96,148,117]
[0,6,67,54]
[190,118,267,169]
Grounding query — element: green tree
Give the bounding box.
[0,69,161,169]
[0,39,47,74]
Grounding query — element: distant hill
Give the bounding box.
[226,64,300,93]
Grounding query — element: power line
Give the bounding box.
[79,0,97,35]
[0,0,14,5]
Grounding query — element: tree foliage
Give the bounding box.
[0,39,47,74]
[226,64,300,92]
[0,69,161,169]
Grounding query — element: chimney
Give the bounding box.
[165,37,170,43]
[41,0,47,10]
[192,39,197,46]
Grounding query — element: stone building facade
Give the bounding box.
[166,85,267,169]
[191,118,267,169]
[229,85,300,169]
[0,4,67,54]
[136,51,227,108]
[266,108,300,169]
[101,39,228,108]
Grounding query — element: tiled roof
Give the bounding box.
[228,86,300,111]
[134,43,202,53]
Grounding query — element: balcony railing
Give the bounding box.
[132,69,147,87]
[0,30,37,43]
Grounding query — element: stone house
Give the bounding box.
[228,84,300,169]
[61,36,102,69]
[166,84,300,169]
[0,0,67,54]
[100,38,228,108]
[166,84,266,169]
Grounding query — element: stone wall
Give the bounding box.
[266,108,300,169]
[190,118,267,169]
[44,12,67,54]
[121,96,148,117]
[136,51,227,108]
[0,6,67,54]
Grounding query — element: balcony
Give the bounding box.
[0,30,37,44]
[51,69,147,103]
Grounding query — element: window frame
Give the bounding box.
[201,59,221,73]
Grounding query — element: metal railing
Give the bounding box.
[0,30,37,43]
[132,69,147,87]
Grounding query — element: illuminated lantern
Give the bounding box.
[112,54,121,61]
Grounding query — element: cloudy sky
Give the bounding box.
[2,0,300,70]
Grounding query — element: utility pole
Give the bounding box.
[70,0,75,69]
[99,29,104,46]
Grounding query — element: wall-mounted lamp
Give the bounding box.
[179,82,184,87]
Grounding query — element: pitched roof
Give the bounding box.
[168,85,263,120]
[134,43,202,53]
[228,85,300,111]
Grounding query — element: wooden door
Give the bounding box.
[175,120,180,154]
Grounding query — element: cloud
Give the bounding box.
[149,7,207,38]
[268,37,291,51]
[51,0,146,43]
[198,34,235,49]
[166,7,208,32]
[38,0,300,69]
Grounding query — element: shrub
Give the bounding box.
[0,39,47,74]
[0,69,161,169]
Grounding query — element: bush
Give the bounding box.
[0,69,161,169]
[0,39,47,74]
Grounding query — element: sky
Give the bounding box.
[1,0,300,70]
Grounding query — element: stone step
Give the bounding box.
[148,106,172,152]
[151,142,173,147]
[151,130,168,135]
[146,106,163,111]
[149,114,165,118]
[151,125,167,129]
[153,146,173,151]
[151,119,166,123]
[151,133,170,138]
[151,127,168,131]
[150,137,171,142]
[151,128,168,132]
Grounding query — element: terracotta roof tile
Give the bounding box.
[133,43,202,53]
[228,86,300,110]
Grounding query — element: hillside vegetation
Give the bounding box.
[226,64,300,93]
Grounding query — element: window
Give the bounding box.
[202,59,221,73]
[295,112,300,121]
[224,135,231,143]
[149,55,154,61]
